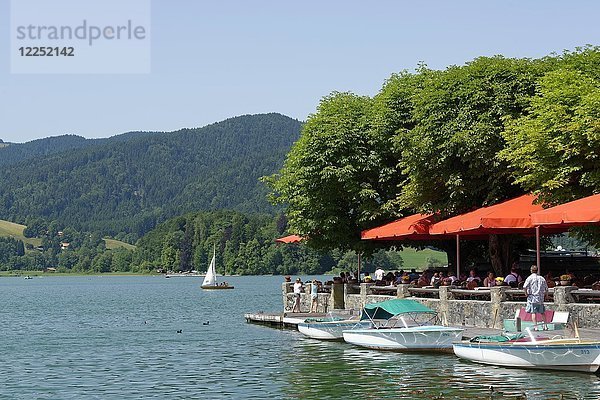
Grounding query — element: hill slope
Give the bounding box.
[0,219,133,249]
[0,113,302,240]
[0,132,161,167]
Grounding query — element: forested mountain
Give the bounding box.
[0,132,163,167]
[0,114,302,241]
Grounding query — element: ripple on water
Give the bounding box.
[1,275,599,399]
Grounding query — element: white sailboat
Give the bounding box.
[201,245,234,290]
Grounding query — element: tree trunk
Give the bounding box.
[488,234,513,277]
[435,240,457,274]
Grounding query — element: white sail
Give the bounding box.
[202,249,217,286]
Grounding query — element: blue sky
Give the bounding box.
[1,0,599,143]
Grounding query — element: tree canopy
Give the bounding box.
[501,49,600,204]
[268,47,600,274]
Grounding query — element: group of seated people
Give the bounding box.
[333,265,600,291]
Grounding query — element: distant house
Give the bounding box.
[60,242,70,250]
[45,267,57,272]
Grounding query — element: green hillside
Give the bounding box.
[104,238,136,250]
[0,219,41,247]
[0,114,302,241]
[0,219,134,250]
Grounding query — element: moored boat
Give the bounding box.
[342,299,463,351]
[453,333,600,373]
[297,316,372,340]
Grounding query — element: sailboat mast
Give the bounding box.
[213,243,217,284]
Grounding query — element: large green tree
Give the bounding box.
[269,93,370,251]
[396,56,549,275]
[501,53,600,204]
[266,92,412,253]
[398,56,544,215]
[500,48,600,246]
[268,54,583,275]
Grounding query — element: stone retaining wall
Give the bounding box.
[282,282,600,328]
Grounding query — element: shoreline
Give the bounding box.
[0,271,159,277]
[0,271,269,278]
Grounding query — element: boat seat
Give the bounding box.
[516,308,554,322]
[503,308,569,332]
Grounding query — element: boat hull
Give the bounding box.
[343,326,464,351]
[201,285,234,290]
[453,339,600,373]
[297,321,372,340]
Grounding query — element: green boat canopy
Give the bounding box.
[361,299,435,320]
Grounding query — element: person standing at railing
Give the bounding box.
[523,265,548,330]
[310,279,319,313]
[292,278,303,313]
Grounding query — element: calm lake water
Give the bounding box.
[1,275,599,399]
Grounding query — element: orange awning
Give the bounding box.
[429,194,545,235]
[275,234,303,244]
[361,214,437,240]
[530,194,600,226]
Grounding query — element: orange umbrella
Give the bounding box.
[361,214,436,241]
[429,194,544,235]
[429,194,568,275]
[361,213,486,277]
[275,234,303,244]
[531,194,600,226]
[530,194,600,271]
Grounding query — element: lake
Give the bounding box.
[1,275,599,399]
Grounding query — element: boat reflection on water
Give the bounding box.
[282,329,600,399]
[284,300,600,399]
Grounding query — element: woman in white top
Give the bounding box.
[292,278,303,312]
[310,279,319,313]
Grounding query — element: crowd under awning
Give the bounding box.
[360,193,600,275]
[277,193,600,277]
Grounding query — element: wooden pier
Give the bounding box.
[244,312,329,328]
